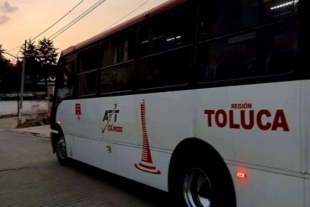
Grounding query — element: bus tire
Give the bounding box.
[169,141,236,207]
[55,133,70,166]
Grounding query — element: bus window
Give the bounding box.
[204,0,259,38]
[100,31,134,93]
[55,61,74,101]
[197,21,298,82]
[138,5,194,89]
[263,0,298,23]
[78,46,99,96]
[265,22,298,75]
[139,48,191,88]
[138,8,193,57]
[199,0,299,40]
[78,72,98,96]
[79,46,98,72]
[100,63,134,93]
[101,32,134,67]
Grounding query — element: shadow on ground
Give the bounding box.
[68,159,173,207]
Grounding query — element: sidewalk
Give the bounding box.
[0,116,51,138]
[0,116,29,130]
[9,125,51,138]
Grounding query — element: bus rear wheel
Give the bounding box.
[183,167,213,206]
[55,134,69,166]
[170,149,236,207]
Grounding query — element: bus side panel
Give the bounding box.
[56,99,116,173]
[74,98,102,140]
[111,90,195,191]
[227,165,304,207]
[135,91,195,151]
[303,80,310,174]
[114,144,171,191]
[56,100,76,134]
[306,179,310,207]
[100,95,139,145]
[64,134,74,159]
[70,96,119,173]
[74,137,116,173]
[74,136,95,166]
[305,80,310,207]
[56,100,76,160]
[195,81,301,173]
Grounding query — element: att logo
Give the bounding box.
[102,104,123,133]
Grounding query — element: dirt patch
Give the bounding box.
[0,114,16,119]
[16,114,50,129]
[0,112,48,120]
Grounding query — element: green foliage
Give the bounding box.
[0,44,6,62]
[1,39,59,92]
[37,37,58,66]
[0,44,11,76]
[19,37,59,67]
[20,38,39,68]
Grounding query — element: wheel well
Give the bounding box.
[52,124,64,151]
[168,138,236,201]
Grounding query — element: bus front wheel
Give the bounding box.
[55,134,69,166]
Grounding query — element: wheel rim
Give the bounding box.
[184,167,212,207]
[56,136,67,160]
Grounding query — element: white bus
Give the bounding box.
[50,0,309,206]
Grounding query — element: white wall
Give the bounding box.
[0,101,48,115]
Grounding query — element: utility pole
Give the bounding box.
[18,40,26,125]
[3,52,20,122]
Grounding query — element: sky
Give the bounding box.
[0,0,168,61]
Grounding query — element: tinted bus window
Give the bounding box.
[78,72,98,96]
[101,31,134,67]
[100,62,134,93]
[264,0,299,22]
[138,7,193,57]
[138,47,191,88]
[56,61,74,100]
[78,46,99,96]
[199,0,298,40]
[100,31,134,93]
[209,0,259,37]
[79,46,98,72]
[138,5,194,89]
[197,22,298,82]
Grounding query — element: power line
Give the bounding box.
[9,0,149,56]
[8,43,25,54]
[50,0,107,40]
[14,48,22,60]
[32,0,85,40]
[50,0,150,41]
[50,0,106,40]
[106,0,150,31]
[51,0,151,51]
[8,0,85,52]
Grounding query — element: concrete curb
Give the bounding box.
[7,129,50,139]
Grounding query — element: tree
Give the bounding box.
[0,44,6,62]
[19,38,40,74]
[0,44,15,93]
[0,44,10,75]
[20,38,39,63]
[37,37,58,66]
[18,39,41,90]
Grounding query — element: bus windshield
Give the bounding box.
[55,61,74,101]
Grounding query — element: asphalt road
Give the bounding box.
[0,131,170,207]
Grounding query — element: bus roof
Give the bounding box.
[60,0,187,57]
